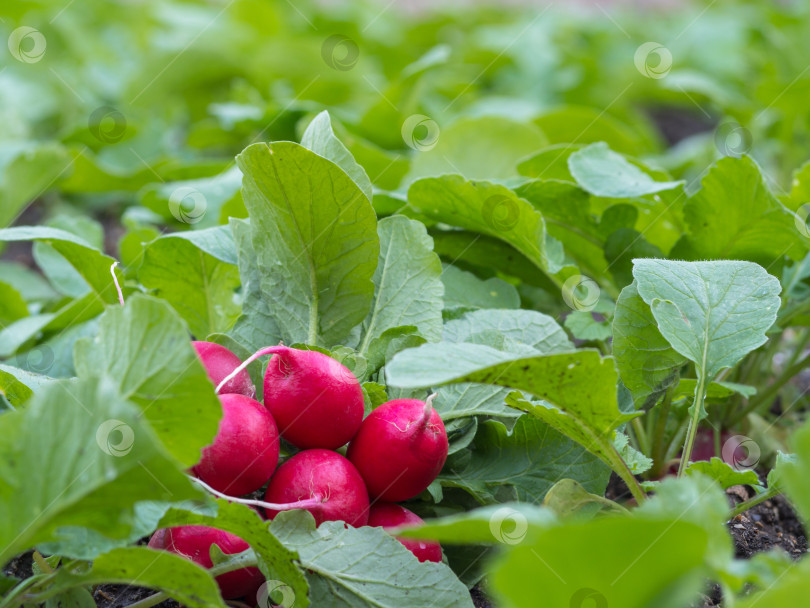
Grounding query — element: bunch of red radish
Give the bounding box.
[148,342,449,600]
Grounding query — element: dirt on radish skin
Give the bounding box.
[263,449,370,526]
[192,393,280,496]
[148,526,264,599]
[348,398,448,502]
[263,346,364,449]
[367,503,443,563]
[193,341,255,398]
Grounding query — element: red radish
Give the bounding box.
[347,396,448,502]
[148,526,263,599]
[263,449,369,527]
[193,341,255,398]
[367,503,443,563]
[192,394,279,496]
[216,345,363,449]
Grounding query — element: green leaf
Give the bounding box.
[633,259,782,381]
[564,311,612,342]
[543,479,628,518]
[533,107,650,155]
[229,217,282,350]
[74,294,222,468]
[139,227,241,338]
[685,458,759,489]
[387,343,639,490]
[612,282,687,408]
[489,517,708,608]
[301,111,373,202]
[517,143,581,181]
[270,511,473,608]
[161,500,308,604]
[777,421,810,523]
[236,141,379,346]
[0,142,70,229]
[635,475,733,572]
[33,215,104,299]
[439,417,609,504]
[43,547,226,608]
[404,116,546,185]
[386,343,636,435]
[568,142,683,198]
[0,363,58,407]
[357,216,443,360]
[736,558,810,608]
[674,379,756,400]
[408,176,548,271]
[432,383,517,421]
[443,309,572,353]
[440,265,520,312]
[0,281,28,329]
[139,166,243,229]
[396,503,556,544]
[0,226,122,305]
[0,378,201,565]
[45,587,95,608]
[674,156,807,264]
[0,261,58,302]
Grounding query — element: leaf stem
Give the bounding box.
[214,345,286,394]
[189,476,324,511]
[110,261,125,306]
[728,487,781,519]
[677,372,708,477]
[651,387,673,476]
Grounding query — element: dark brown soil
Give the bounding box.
[93,585,179,608]
[471,584,493,608]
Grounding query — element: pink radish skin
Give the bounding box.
[263,449,369,527]
[193,341,255,398]
[148,526,264,599]
[367,503,443,563]
[348,398,448,502]
[261,346,364,449]
[192,394,279,496]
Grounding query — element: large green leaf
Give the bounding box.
[386,343,640,491]
[568,142,683,198]
[357,216,443,363]
[74,294,222,467]
[440,416,609,504]
[0,281,27,329]
[41,547,226,608]
[0,226,122,305]
[301,111,372,202]
[612,281,687,408]
[736,559,810,608]
[139,226,241,338]
[442,309,572,353]
[0,378,201,565]
[229,217,282,350]
[633,259,781,381]
[674,156,807,264]
[408,176,548,272]
[162,500,308,606]
[489,517,708,608]
[270,511,474,608]
[236,141,379,346]
[386,343,635,435]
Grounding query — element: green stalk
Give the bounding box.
[728,488,781,519]
[651,388,673,476]
[677,371,708,477]
[631,417,649,456]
